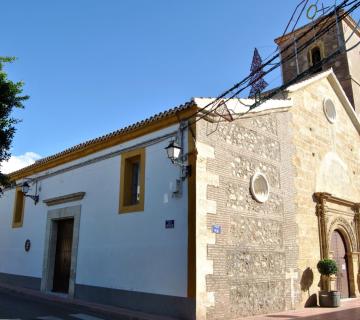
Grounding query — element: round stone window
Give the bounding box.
[323,98,337,124]
[250,172,270,203]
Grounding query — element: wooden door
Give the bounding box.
[52,219,74,293]
[330,230,349,298]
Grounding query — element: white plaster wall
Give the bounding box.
[0,190,46,278]
[0,124,189,297]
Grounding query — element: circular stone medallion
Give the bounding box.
[250,172,270,203]
[323,98,337,124]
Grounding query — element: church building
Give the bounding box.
[0,11,360,320]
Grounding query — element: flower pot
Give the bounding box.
[318,290,341,307]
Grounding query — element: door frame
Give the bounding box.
[41,205,81,298]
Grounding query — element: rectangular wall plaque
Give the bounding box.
[212,225,221,234]
[165,220,175,229]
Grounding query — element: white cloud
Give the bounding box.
[1,152,42,174]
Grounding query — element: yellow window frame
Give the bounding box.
[12,187,25,228]
[119,148,145,213]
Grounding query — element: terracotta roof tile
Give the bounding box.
[10,100,195,177]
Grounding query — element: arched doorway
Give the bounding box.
[330,230,350,298]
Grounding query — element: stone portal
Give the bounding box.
[314,192,360,298]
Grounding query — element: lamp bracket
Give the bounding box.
[25,194,39,205]
[172,155,188,167]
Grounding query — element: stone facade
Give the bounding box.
[195,112,299,319]
[194,71,360,319]
[288,76,360,307]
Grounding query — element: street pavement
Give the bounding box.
[2,284,360,320]
[0,287,130,320]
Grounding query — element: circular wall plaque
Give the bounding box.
[25,239,31,252]
[250,172,270,203]
[323,98,337,124]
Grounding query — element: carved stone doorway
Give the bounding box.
[314,192,360,298]
[330,230,350,298]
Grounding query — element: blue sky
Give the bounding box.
[2,0,359,169]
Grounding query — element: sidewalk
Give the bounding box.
[0,282,178,320]
[2,281,360,320]
[247,298,360,319]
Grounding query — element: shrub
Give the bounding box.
[317,259,338,276]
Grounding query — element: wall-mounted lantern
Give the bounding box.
[165,139,191,180]
[165,140,182,163]
[22,181,39,205]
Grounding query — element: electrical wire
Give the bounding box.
[283,0,308,36]
[240,36,360,112]
[184,0,360,128]
[183,1,359,130]
[265,0,312,64]
[187,1,351,122]
[291,0,311,33]
[345,16,360,42]
[345,37,360,49]
[260,0,318,72]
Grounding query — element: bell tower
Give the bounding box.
[274,14,360,114]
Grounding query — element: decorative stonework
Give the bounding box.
[250,172,270,203]
[230,156,280,188]
[226,182,283,216]
[314,192,360,297]
[229,281,285,317]
[248,115,278,136]
[327,216,357,252]
[229,216,283,249]
[196,111,294,320]
[227,251,285,278]
[217,123,280,161]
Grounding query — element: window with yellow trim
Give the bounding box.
[12,187,25,228]
[119,148,145,213]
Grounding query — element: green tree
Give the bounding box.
[0,57,29,185]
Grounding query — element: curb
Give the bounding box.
[0,282,178,320]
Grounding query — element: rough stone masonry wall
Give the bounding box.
[195,111,299,319]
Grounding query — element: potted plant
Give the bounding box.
[317,259,340,307]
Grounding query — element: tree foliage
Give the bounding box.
[0,57,29,185]
[317,259,338,276]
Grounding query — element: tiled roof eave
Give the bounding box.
[9,101,197,180]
